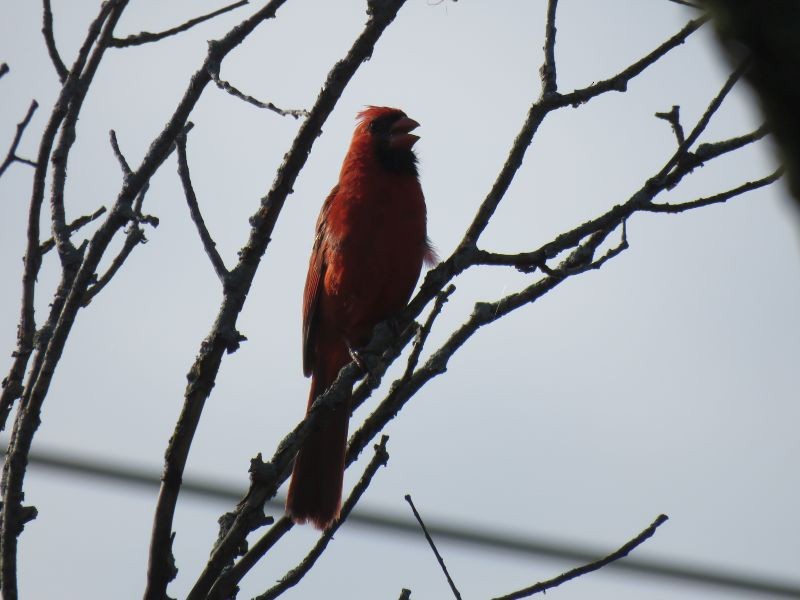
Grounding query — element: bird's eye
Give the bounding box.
[369,114,398,135]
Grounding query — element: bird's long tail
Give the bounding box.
[286,351,350,530]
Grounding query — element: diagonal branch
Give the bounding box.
[252,436,391,600]
[405,494,462,600]
[656,58,751,185]
[646,168,783,213]
[109,129,131,175]
[492,515,670,600]
[557,16,708,108]
[402,285,455,380]
[110,0,249,47]
[176,127,230,283]
[459,15,707,250]
[208,65,309,118]
[39,207,107,255]
[0,100,39,178]
[42,0,68,81]
[49,1,128,269]
[82,224,147,307]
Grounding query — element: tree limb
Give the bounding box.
[0,100,39,178]
[176,127,230,283]
[405,494,462,600]
[208,65,309,118]
[42,0,68,81]
[110,0,249,47]
[252,436,391,600]
[492,515,670,600]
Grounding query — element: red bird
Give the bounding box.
[286,106,434,529]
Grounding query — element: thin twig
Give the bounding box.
[176,128,229,282]
[110,0,249,47]
[82,225,146,306]
[539,0,559,96]
[402,285,454,380]
[209,68,309,118]
[693,125,769,163]
[0,100,39,178]
[40,207,107,255]
[656,58,750,184]
[254,437,391,600]
[647,168,783,213]
[109,129,131,175]
[405,495,462,600]
[557,16,708,108]
[48,1,127,268]
[42,0,68,81]
[459,16,707,250]
[492,515,669,600]
[205,517,294,600]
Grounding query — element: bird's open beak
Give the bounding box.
[389,116,420,150]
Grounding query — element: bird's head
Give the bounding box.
[355,106,420,175]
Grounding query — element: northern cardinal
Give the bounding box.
[286,106,434,529]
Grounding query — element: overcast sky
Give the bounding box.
[1,1,798,599]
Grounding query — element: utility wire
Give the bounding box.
[16,445,800,598]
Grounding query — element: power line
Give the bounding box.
[20,445,800,598]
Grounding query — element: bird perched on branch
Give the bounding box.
[286,106,435,529]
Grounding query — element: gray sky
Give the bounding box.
[1,1,798,599]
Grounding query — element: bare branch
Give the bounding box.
[557,16,708,108]
[492,515,669,600]
[209,66,309,118]
[82,225,146,306]
[539,0,559,96]
[656,58,750,185]
[1,5,128,596]
[405,494,462,600]
[402,285,454,380]
[39,207,107,255]
[647,168,783,213]
[253,436,390,600]
[49,2,128,268]
[460,15,707,250]
[42,0,68,81]
[0,100,39,178]
[109,129,131,175]
[175,128,231,283]
[110,0,249,47]
[0,1,125,443]
[693,125,769,163]
[205,517,294,600]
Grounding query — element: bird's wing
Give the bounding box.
[302,184,338,377]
